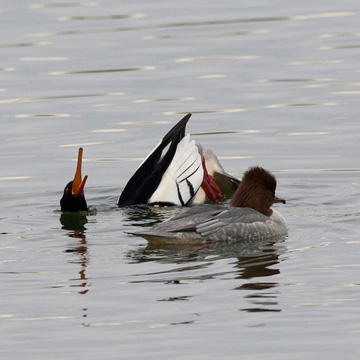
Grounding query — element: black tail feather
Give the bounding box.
[118,114,192,206]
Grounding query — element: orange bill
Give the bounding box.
[71,147,88,197]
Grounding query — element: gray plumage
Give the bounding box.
[130,204,287,244]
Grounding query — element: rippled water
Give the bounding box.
[1,1,360,359]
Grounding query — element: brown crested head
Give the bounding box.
[230,166,285,216]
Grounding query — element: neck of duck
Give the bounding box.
[230,181,274,216]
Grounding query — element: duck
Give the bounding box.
[118,113,239,207]
[129,166,287,244]
[60,147,88,212]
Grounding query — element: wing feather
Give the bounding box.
[195,208,270,240]
[118,114,191,206]
[149,135,203,205]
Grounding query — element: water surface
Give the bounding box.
[1,1,360,359]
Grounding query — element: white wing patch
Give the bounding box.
[149,134,204,205]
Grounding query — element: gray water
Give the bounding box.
[1,1,360,359]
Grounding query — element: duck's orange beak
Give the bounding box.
[71,147,88,197]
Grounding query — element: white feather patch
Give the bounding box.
[149,134,204,205]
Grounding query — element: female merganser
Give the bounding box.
[118,113,239,207]
[130,167,287,244]
[60,147,88,212]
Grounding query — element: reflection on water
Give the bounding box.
[127,236,286,265]
[60,212,90,326]
[234,245,282,313]
[122,205,181,228]
[126,236,286,312]
[122,205,286,314]
[60,212,88,231]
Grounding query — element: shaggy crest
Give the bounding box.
[230,166,277,216]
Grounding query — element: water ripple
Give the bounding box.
[144,29,271,40]
[30,2,99,9]
[0,41,51,48]
[20,57,69,61]
[133,97,195,104]
[258,78,333,83]
[191,130,260,136]
[304,82,360,88]
[163,108,247,115]
[58,142,102,148]
[265,102,337,108]
[83,157,143,163]
[92,129,126,133]
[26,11,356,39]
[15,113,70,118]
[334,90,360,95]
[26,17,289,38]
[118,121,171,125]
[288,60,343,66]
[199,74,227,79]
[319,45,360,50]
[289,12,355,20]
[0,92,124,105]
[59,14,146,21]
[275,168,360,173]
[175,55,258,63]
[287,132,330,136]
[321,32,360,38]
[0,67,15,72]
[0,176,32,181]
[50,66,156,75]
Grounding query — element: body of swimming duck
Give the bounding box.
[118,113,239,207]
[130,167,287,244]
[60,148,88,212]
